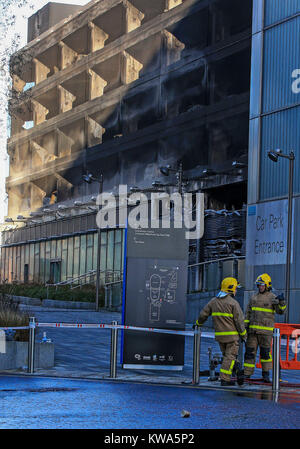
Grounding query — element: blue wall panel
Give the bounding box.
[265,0,300,26]
[262,16,300,113]
[260,106,300,199]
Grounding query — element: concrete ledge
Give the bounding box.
[0,341,54,370]
[6,295,95,310]
[42,299,95,310]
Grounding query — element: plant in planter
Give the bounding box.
[0,294,30,341]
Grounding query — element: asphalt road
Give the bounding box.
[0,375,299,429]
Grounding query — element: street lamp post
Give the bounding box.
[268,149,295,323]
[83,173,103,311]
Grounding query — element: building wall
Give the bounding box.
[7,0,252,219]
[0,226,124,285]
[2,0,253,291]
[246,0,300,322]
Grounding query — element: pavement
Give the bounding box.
[2,305,300,387]
[0,305,299,429]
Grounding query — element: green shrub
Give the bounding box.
[0,283,105,306]
[0,294,30,341]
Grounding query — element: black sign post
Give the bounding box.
[121,226,188,370]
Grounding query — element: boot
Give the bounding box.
[262,371,271,383]
[220,379,236,386]
[237,369,244,386]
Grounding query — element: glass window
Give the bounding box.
[107,231,114,271]
[20,246,25,283]
[45,241,51,283]
[80,235,87,276]
[29,244,34,282]
[93,233,98,271]
[40,242,45,284]
[34,243,40,283]
[61,239,68,282]
[86,234,94,273]
[67,237,74,280]
[73,236,80,278]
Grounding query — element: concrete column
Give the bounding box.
[124,1,144,33]
[58,85,76,114]
[87,69,107,100]
[10,116,25,136]
[164,0,182,11]
[54,173,73,196]
[161,30,185,67]
[88,22,109,53]
[58,41,79,70]
[31,140,57,166]
[33,58,50,85]
[30,181,45,210]
[12,74,26,92]
[86,116,106,146]
[57,129,74,158]
[31,99,49,125]
[121,51,143,84]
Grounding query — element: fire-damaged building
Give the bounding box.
[1,0,256,313]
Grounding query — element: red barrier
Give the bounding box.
[256,323,300,370]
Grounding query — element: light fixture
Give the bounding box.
[267,149,281,163]
[267,148,295,323]
[82,173,94,184]
[160,166,171,177]
[202,168,216,176]
[232,161,247,168]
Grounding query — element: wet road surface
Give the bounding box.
[0,375,299,429]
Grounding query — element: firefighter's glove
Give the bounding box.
[276,293,285,304]
[193,320,201,330]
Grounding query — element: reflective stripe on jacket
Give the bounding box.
[196,295,246,343]
[245,291,286,335]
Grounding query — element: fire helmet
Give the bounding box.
[255,273,272,290]
[220,277,240,294]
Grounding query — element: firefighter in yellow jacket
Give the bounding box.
[244,273,287,383]
[195,277,247,386]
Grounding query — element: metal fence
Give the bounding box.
[187,256,245,293]
[0,318,282,391]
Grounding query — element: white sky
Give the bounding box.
[0,0,89,224]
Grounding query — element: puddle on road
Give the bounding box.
[0,387,78,393]
[233,389,300,405]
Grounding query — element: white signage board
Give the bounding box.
[246,199,289,266]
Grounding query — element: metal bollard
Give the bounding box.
[28,317,36,374]
[272,327,280,391]
[192,325,201,384]
[110,320,118,378]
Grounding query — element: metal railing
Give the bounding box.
[25,318,201,383]
[1,318,282,392]
[187,256,245,293]
[45,269,122,290]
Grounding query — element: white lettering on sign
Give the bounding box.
[246,200,290,266]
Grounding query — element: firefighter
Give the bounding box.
[195,277,247,386]
[244,273,287,383]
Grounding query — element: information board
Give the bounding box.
[122,226,189,370]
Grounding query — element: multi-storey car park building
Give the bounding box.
[3,0,299,324]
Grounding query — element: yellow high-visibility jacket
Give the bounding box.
[244,291,287,335]
[196,294,246,343]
